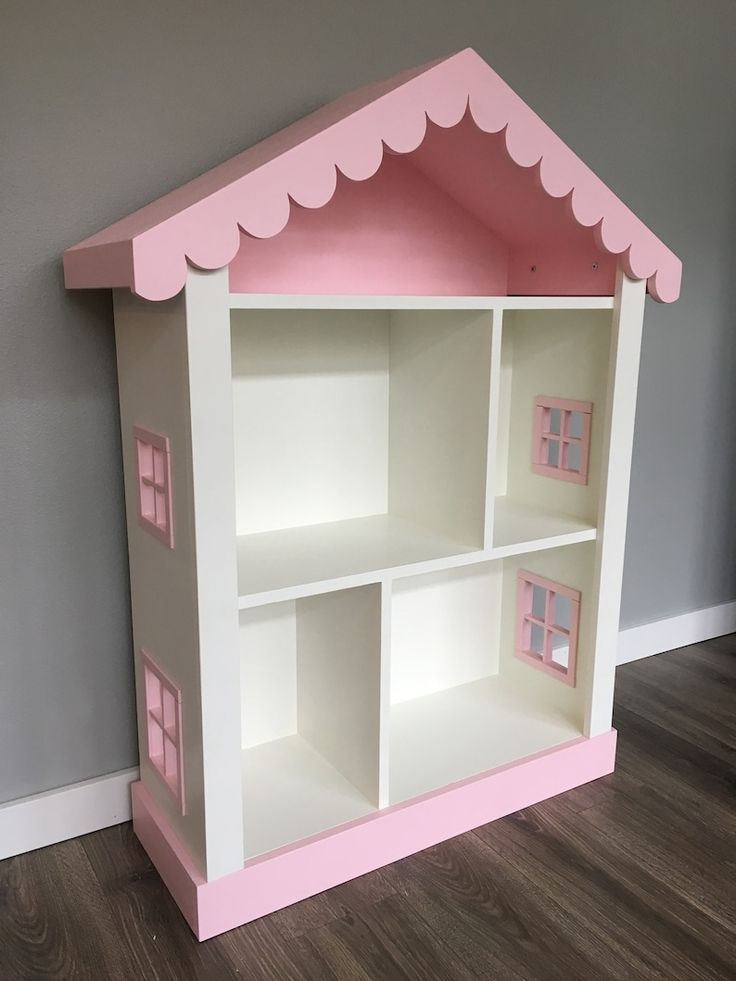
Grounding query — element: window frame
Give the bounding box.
[515,570,580,687]
[142,650,186,813]
[532,396,593,485]
[133,425,174,548]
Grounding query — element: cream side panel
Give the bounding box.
[185,269,244,878]
[504,309,612,523]
[586,273,646,736]
[113,287,206,873]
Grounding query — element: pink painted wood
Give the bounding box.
[132,729,616,940]
[141,650,186,815]
[63,49,681,303]
[515,570,581,686]
[133,425,174,548]
[532,395,593,485]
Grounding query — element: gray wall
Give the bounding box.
[2,0,735,803]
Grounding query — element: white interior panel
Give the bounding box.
[297,586,382,805]
[389,310,492,547]
[240,602,296,748]
[231,309,390,535]
[498,309,611,524]
[391,564,501,705]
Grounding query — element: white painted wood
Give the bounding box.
[241,736,376,859]
[585,272,647,736]
[501,308,613,526]
[236,513,482,606]
[0,768,138,861]
[184,268,244,878]
[231,309,389,535]
[492,497,597,557]
[391,564,501,705]
[389,676,581,804]
[113,287,209,873]
[229,294,615,311]
[495,324,513,496]
[484,309,504,548]
[297,586,382,806]
[378,580,392,809]
[617,600,736,664]
[389,310,492,547]
[240,602,297,747]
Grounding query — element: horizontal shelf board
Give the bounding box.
[492,497,597,557]
[389,676,582,804]
[242,734,375,859]
[229,294,615,311]
[237,514,482,607]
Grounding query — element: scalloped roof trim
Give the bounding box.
[64,48,681,303]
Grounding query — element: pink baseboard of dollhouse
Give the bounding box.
[132,728,617,941]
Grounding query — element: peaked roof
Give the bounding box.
[63,48,681,303]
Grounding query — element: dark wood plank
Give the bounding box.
[0,838,138,981]
[302,892,479,981]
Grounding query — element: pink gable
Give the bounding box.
[63,48,681,303]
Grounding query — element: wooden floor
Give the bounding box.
[1,637,734,980]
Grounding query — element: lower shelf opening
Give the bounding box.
[389,675,582,804]
[242,735,375,859]
[240,584,382,860]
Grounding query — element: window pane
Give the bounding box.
[550,633,570,670]
[553,594,572,631]
[549,408,562,435]
[547,439,560,467]
[532,584,547,619]
[568,411,584,439]
[529,622,545,655]
[566,442,582,472]
[153,448,165,485]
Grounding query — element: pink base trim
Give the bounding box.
[132,729,617,941]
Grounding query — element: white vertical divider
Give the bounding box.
[378,578,392,808]
[585,271,646,737]
[484,308,504,551]
[185,268,245,878]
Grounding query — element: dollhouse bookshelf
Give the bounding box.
[63,49,680,939]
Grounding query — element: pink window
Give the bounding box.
[142,651,185,813]
[134,425,174,547]
[532,396,593,485]
[515,571,580,686]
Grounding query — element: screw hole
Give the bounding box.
[592,262,599,271]
[530,265,537,273]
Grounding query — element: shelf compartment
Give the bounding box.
[231,307,493,592]
[240,584,382,859]
[491,496,596,557]
[388,550,593,804]
[389,676,582,804]
[494,308,611,528]
[237,513,481,603]
[242,734,375,859]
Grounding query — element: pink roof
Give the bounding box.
[63,48,681,303]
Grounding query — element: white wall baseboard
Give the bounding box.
[1,602,734,863]
[617,600,736,665]
[0,766,139,861]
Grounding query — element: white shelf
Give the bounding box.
[492,497,597,557]
[230,293,615,311]
[237,513,482,606]
[242,734,375,860]
[389,676,582,804]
